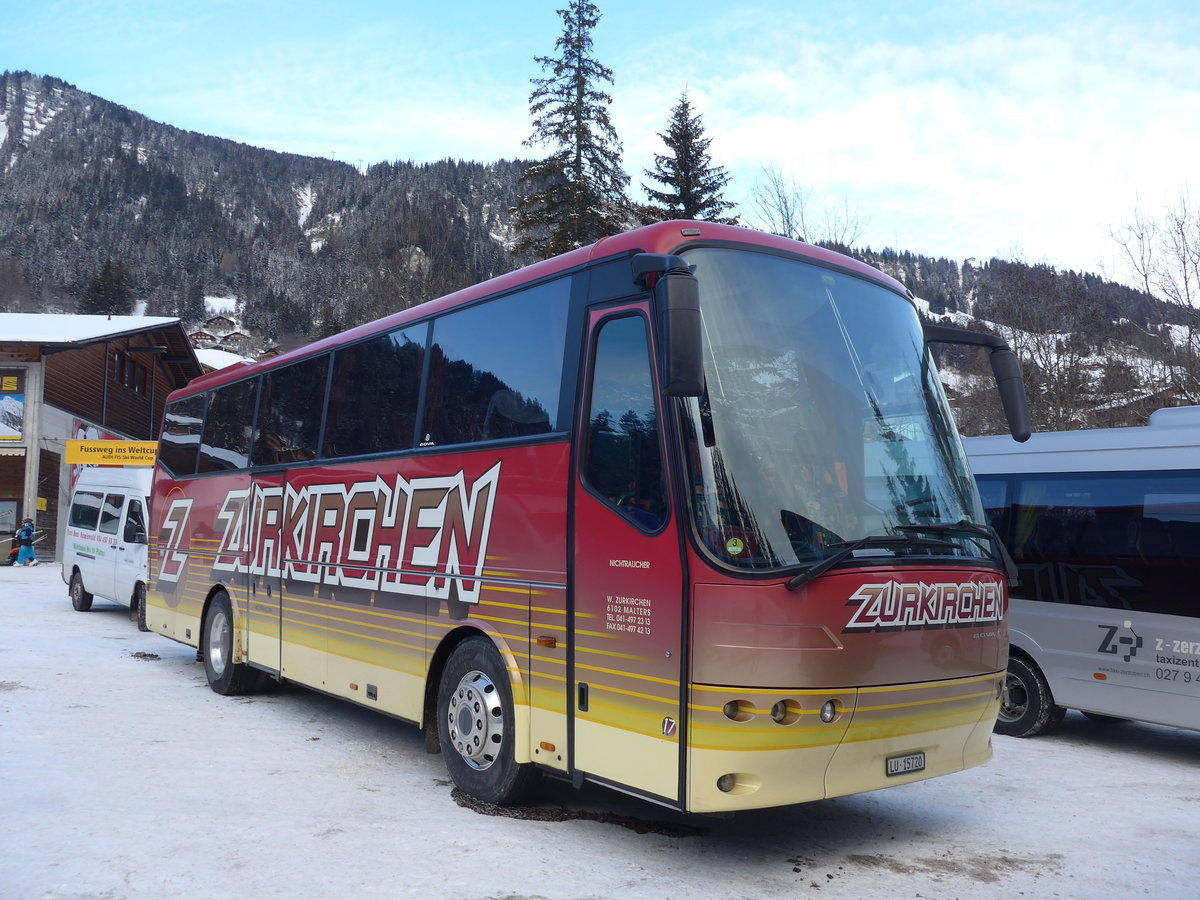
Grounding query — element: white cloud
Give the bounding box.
[609,12,1200,276]
[6,1,1198,281]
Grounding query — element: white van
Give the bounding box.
[61,467,152,629]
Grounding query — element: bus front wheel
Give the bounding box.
[202,591,259,696]
[70,572,93,612]
[996,656,1064,737]
[437,637,538,805]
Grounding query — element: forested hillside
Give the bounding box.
[2,71,1197,432]
[0,71,528,342]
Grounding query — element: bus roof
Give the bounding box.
[964,405,1200,475]
[179,220,910,397]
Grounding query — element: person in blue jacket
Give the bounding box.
[16,518,40,567]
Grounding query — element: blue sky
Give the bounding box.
[4,1,1199,283]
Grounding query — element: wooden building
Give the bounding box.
[0,314,202,561]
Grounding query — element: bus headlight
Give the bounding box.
[770,699,801,725]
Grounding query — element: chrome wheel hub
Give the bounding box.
[999,673,1027,722]
[446,669,503,770]
[207,608,230,676]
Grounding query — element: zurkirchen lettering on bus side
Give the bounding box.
[609,559,650,569]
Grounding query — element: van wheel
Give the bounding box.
[996,656,1065,737]
[133,583,150,632]
[437,637,538,805]
[70,572,94,612]
[202,591,259,696]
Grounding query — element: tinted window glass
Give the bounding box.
[252,355,329,466]
[99,493,125,535]
[583,315,667,531]
[421,280,568,447]
[199,379,257,473]
[125,499,146,543]
[68,491,104,530]
[1003,470,1200,617]
[159,395,206,476]
[324,324,425,458]
[976,475,1011,544]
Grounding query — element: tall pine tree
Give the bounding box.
[80,258,134,315]
[515,0,629,257]
[642,92,736,224]
[177,277,208,324]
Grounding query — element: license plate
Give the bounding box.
[886,752,926,777]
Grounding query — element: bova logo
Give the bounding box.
[157,463,501,605]
[843,580,1003,632]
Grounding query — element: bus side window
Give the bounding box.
[199,379,257,472]
[159,394,206,476]
[421,281,568,447]
[252,355,328,466]
[323,324,425,458]
[583,315,667,531]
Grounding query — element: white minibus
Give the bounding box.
[61,467,152,629]
[965,406,1200,736]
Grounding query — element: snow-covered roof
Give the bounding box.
[194,348,252,371]
[0,313,181,345]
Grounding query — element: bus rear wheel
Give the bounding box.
[70,572,93,612]
[996,656,1065,737]
[202,591,260,696]
[437,637,538,805]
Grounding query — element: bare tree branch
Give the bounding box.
[748,165,865,246]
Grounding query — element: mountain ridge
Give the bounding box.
[2,70,1196,432]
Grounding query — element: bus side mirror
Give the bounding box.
[986,347,1031,443]
[922,323,1032,443]
[632,253,705,397]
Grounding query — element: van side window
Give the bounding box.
[125,499,147,543]
[68,491,104,530]
[99,494,125,535]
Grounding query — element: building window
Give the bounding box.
[111,350,147,393]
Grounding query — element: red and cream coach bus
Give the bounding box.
[145,221,1031,813]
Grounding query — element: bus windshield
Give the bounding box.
[679,246,986,571]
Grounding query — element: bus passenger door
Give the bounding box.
[244,472,285,676]
[571,306,685,806]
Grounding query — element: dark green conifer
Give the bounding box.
[515,0,630,257]
[642,92,736,224]
[80,258,134,315]
[179,278,208,323]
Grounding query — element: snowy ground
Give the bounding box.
[2,566,1197,900]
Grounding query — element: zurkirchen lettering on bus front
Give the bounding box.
[609,559,650,569]
[843,580,1003,632]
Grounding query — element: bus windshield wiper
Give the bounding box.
[785,533,958,591]
[896,520,1019,586]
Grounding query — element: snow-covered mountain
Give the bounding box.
[1,70,1195,432]
[0,71,529,337]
